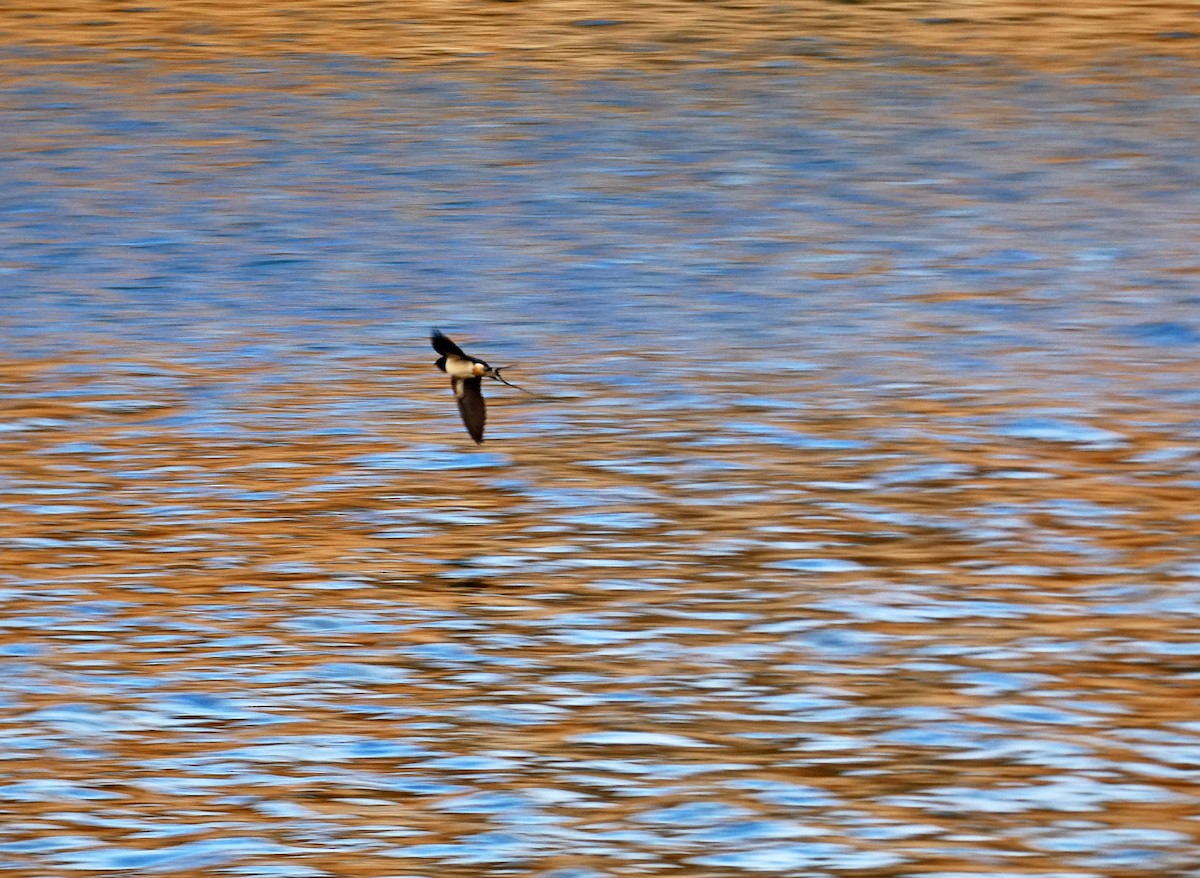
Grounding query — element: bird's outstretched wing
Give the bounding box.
[453,376,486,444]
[431,329,468,359]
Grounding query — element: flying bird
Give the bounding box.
[431,329,524,444]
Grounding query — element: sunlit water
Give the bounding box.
[2,49,1200,877]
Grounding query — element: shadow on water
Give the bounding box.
[1,41,1199,878]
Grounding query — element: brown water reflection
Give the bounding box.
[3,335,1200,874]
[5,0,1200,71]
[3,12,1200,874]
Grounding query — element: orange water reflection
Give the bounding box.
[3,1,1200,71]
[1,25,1199,877]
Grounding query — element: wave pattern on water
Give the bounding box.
[1,54,1199,876]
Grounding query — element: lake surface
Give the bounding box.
[1,41,1199,877]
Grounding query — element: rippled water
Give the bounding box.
[2,48,1200,877]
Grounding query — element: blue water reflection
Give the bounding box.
[1,47,1199,878]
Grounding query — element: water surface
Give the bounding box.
[1,47,1199,877]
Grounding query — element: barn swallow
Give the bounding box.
[431,329,524,444]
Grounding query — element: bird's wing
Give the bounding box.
[453,376,486,444]
[431,329,468,359]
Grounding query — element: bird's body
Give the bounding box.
[431,330,521,444]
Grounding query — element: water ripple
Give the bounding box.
[1,48,1197,878]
